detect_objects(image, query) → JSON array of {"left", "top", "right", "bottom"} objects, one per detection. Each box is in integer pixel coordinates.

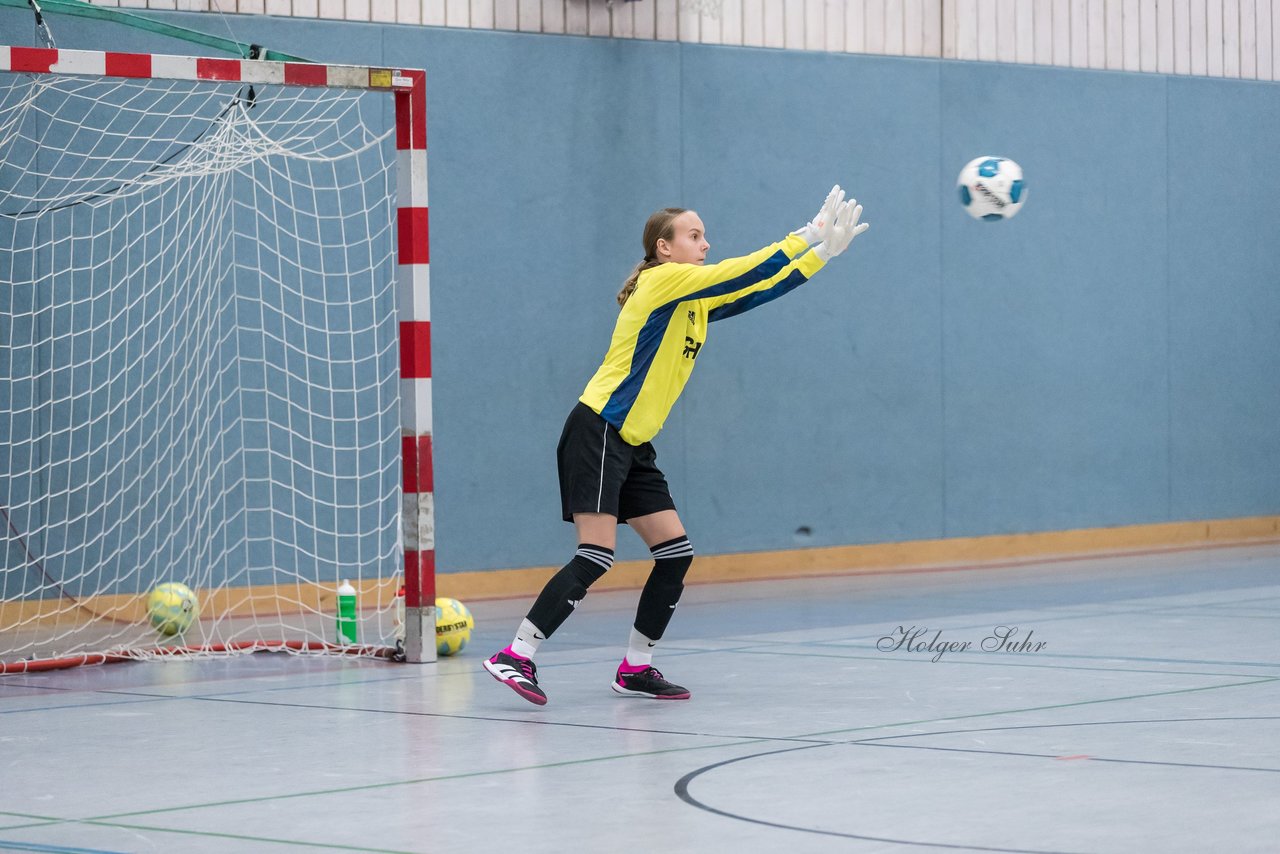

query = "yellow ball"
[
  {"left": 435, "top": 597, "right": 474, "bottom": 657},
  {"left": 147, "top": 582, "right": 199, "bottom": 636}
]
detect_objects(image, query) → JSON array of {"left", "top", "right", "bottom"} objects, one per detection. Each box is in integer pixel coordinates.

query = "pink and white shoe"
[
  {"left": 484, "top": 649, "right": 547, "bottom": 706},
  {"left": 611, "top": 663, "right": 690, "bottom": 700}
]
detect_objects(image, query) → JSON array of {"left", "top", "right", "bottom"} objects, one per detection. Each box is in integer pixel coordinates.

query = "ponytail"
[
  {"left": 617, "top": 208, "right": 689, "bottom": 308},
  {"left": 617, "top": 256, "right": 662, "bottom": 307}
]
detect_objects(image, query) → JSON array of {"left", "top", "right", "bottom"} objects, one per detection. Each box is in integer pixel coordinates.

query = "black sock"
[
  {"left": 633, "top": 535, "right": 694, "bottom": 641},
  {"left": 525, "top": 544, "right": 614, "bottom": 638}
]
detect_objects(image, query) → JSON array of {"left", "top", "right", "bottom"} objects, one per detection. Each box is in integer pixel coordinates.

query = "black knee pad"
[
  {"left": 634, "top": 537, "right": 695, "bottom": 641},
  {"left": 649, "top": 535, "right": 694, "bottom": 586},
  {"left": 558, "top": 554, "right": 609, "bottom": 601},
  {"left": 526, "top": 545, "right": 613, "bottom": 638}
]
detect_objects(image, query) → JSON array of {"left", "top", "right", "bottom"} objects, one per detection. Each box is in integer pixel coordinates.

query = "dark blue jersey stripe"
[
  {"left": 599, "top": 306, "right": 674, "bottom": 428},
  {"left": 600, "top": 248, "right": 792, "bottom": 428},
  {"left": 707, "top": 267, "right": 811, "bottom": 323}
]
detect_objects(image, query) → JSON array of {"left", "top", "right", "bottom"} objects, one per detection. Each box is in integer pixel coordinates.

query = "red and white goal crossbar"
[{"left": 1, "top": 45, "right": 438, "bottom": 664}]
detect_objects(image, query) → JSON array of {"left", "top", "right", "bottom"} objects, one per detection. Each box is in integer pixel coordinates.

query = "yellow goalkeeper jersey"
[{"left": 580, "top": 233, "right": 826, "bottom": 445}]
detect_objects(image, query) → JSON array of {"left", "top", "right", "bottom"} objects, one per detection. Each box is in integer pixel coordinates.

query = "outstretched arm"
[
  {"left": 701, "top": 192, "right": 869, "bottom": 322},
  {"left": 634, "top": 187, "right": 868, "bottom": 319},
  {"left": 635, "top": 233, "right": 814, "bottom": 306}
]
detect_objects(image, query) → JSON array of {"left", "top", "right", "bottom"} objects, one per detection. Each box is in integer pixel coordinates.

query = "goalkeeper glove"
[
  {"left": 793, "top": 185, "right": 845, "bottom": 246},
  {"left": 813, "top": 199, "right": 869, "bottom": 261}
]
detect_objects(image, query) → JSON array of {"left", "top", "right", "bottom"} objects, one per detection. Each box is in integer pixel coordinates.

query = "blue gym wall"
[{"left": 3, "top": 9, "right": 1278, "bottom": 577}]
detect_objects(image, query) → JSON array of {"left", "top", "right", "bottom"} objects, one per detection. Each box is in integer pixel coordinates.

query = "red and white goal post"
[{"left": 0, "top": 46, "right": 436, "bottom": 672}]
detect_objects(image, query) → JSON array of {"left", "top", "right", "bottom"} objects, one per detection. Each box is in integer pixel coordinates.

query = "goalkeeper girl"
[{"left": 484, "top": 186, "right": 869, "bottom": 705}]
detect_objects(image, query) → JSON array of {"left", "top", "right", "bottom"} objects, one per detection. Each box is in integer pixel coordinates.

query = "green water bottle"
[{"left": 336, "top": 579, "right": 358, "bottom": 644}]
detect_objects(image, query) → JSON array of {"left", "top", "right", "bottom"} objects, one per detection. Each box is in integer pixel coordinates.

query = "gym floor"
[{"left": 2, "top": 541, "right": 1278, "bottom": 853}]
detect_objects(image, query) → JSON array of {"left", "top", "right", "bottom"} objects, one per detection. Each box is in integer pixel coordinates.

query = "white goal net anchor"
[{"left": 0, "top": 46, "right": 437, "bottom": 672}]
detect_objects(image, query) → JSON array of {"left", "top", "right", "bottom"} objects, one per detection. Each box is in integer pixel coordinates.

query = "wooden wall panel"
[{"left": 152, "top": 0, "right": 1280, "bottom": 81}]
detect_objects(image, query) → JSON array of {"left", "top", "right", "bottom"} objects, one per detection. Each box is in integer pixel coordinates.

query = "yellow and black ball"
[{"left": 435, "top": 597, "right": 474, "bottom": 656}]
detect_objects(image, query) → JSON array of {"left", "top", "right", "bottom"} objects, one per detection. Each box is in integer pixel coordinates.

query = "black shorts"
[{"left": 557, "top": 402, "right": 677, "bottom": 523}]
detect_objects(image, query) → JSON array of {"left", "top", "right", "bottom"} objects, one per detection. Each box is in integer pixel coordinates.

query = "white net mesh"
[{"left": 0, "top": 69, "right": 404, "bottom": 668}]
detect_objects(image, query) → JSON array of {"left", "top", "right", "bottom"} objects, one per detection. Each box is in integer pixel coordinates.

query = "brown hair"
[{"left": 616, "top": 207, "right": 689, "bottom": 307}]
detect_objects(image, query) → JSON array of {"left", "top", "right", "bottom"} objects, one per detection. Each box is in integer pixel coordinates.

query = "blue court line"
[
  {"left": 5, "top": 623, "right": 1274, "bottom": 721},
  {"left": 849, "top": 714, "right": 1280, "bottom": 744},
  {"left": 1148, "top": 599, "right": 1280, "bottom": 610},
  {"left": 48, "top": 821, "right": 411, "bottom": 853},
  {"left": 0, "top": 839, "right": 125, "bottom": 854},
  {"left": 840, "top": 599, "right": 1280, "bottom": 636},
  {"left": 751, "top": 638, "right": 1280, "bottom": 670},
  {"left": 881, "top": 647, "right": 1280, "bottom": 670},
  {"left": 0, "top": 696, "right": 166, "bottom": 716},
  {"left": 1127, "top": 605, "right": 1280, "bottom": 618},
  {"left": 37, "top": 666, "right": 1278, "bottom": 752},
  {"left": 849, "top": 739, "right": 1280, "bottom": 774},
  {"left": 0, "top": 646, "right": 731, "bottom": 717},
  {"left": 80, "top": 737, "right": 764, "bottom": 823},
  {"left": 0, "top": 819, "right": 412, "bottom": 854},
  {"left": 1, "top": 664, "right": 430, "bottom": 696},
  {"left": 674, "top": 743, "right": 1086, "bottom": 854},
  {"left": 157, "top": 693, "right": 806, "bottom": 743},
  {"left": 742, "top": 647, "right": 1277, "bottom": 679},
  {"left": 27, "top": 637, "right": 1269, "bottom": 727},
  {"left": 791, "top": 676, "right": 1278, "bottom": 740},
  {"left": 6, "top": 645, "right": 1264, "bottom": 755},
  {"left": 0, "top": 810, "right": 411, "bottom": 853},
  {"left": 674, "top": 714, "right": 1280, "bottom": 852},
  {"left": 0, "top": 656, "right": 485, "bottom": 707},
  {"left": 8, "top": 637, "right": 1275, "bottom": 722},
  {"left": 16, "top": 685, "right": 1275, "bottom": 845}
]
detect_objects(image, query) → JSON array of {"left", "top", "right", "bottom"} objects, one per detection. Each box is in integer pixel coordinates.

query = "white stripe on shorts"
[{"left": 596, "top": 420, "right": 608, "bottom": 513}]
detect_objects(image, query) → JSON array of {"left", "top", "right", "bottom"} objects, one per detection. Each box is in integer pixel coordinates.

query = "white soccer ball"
[{"left": 957, "top": 156, "right": 1026, "bottom": 221}]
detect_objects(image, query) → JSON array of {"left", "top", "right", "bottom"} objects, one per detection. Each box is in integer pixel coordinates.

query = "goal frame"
[{"left": 0, "top": 45, "right": 437, "bottom": 666}]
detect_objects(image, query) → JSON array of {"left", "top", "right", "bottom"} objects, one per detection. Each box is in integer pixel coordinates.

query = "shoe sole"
[
  {"left": 483, "top": 659, "right": 548, "bottom": 706},
  {"left": 611, "top": 681, "right": 690, "bottom": 700}
]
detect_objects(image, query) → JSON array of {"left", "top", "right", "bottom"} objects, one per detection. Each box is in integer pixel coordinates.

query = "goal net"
[{"left": 0, "top": 48, "right": 435, "bottom": 671}]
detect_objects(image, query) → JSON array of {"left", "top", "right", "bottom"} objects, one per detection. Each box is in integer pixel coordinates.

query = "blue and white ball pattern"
[{"left": 957, "top": 156, "right": 1026, "bottom": 221}]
